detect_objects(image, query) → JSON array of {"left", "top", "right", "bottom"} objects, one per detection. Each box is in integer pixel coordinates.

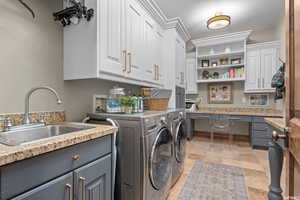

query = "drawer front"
[
  {"left": 0, "top": 135, "right": 111, "bottom": 199},
  {"left": 251, "top": 138, "right": 271, "bottom": 149},
  {"left": 252, "top": 130, "right": 271, "bottom": 139},
  {"left": 189, "top": 113, "right": 211, "bottom": 119},
  {"left": 253, "top": 123, "right": 269, "bottom": 131},
  {"left": 252, "top": 117, "right": 267, "bottom": 123},
  {"left": 229, "top": 115, "right": 252, "bottom": 122},
  {"left": 11, "top": 173, "right": 73, "bottom": 200}
]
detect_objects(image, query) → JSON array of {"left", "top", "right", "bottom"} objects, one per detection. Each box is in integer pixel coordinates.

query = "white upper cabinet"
[
  {"left": 125, "top": 0, "right": 145, "bottom": 81},
  {"left": 64, "top": 0, "right": 167, "bottom": 87},
  {"left": 143, "top": 15, "right": 156, "bottom": 82},
  {"left": 99, "top": 0, "right": 124, "bottom": 77},
  {"left": 186, "top": 57, "right": 198, "bottom": 94},
  {"left": 245, "top": 41, "right": 280, "bottom": 93},
  {"left": 245, "top": 49, "right": 261, "bottom": 91},
  {"left": 175, "top": 37, "right": 186, "bottom": 88}
]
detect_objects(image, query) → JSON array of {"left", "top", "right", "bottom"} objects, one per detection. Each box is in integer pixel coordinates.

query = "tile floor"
[{"left": 167, "top": 136, "right": 286, "bottom": 200}]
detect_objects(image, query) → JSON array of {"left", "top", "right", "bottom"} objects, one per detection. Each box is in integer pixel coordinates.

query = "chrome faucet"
[{"left": 23, "top": 86, "right": 62, "bottom": 124}]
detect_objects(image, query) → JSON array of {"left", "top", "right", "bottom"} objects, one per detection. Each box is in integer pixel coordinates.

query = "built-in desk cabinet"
[
  {"left": 186, "top": 113, "right": 281, "bottom": 150},
  {"left": 1, "top": 136, "right": 113, "bottom": 200}
]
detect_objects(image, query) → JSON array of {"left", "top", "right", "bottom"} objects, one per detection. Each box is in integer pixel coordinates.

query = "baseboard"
[{"left": 193, "top": 131, "right": 250, "bottom": 142}]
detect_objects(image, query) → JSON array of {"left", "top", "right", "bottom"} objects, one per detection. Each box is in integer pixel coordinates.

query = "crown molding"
[
  {"left": 247, "top": 40, "right": 281, "bottom": 49},
  {"left": 192, "top": 30, "right": 252, "bottom": 47},
  {"left": 137, "top": 0, "right": 191, "bottom": 42}
]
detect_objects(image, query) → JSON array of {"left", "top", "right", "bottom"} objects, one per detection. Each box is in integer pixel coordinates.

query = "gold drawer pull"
[
  {"left": 66, "top": 184, "right": 72, "bottom": 200},
  {"left": 80, "top": 177, "right": 86, "bottom": 200},
  {"left": 72, "top": 155, "right": 80, "bottom": 161}
]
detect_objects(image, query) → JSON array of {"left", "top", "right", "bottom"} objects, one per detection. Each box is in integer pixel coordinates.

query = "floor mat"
[{"left": 176, "top": 160, "right": 249, "bottom": 200}]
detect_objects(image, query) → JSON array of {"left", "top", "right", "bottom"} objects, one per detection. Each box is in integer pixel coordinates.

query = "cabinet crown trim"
[
  {"left": 137, "top": 0, "right": 191, "bottom": 41},
  {"left": 191, "top": 30, "right": 252, "bottom": 47},
  {"left": 247, "top": 40, "right": 281, "bottom": 49}
]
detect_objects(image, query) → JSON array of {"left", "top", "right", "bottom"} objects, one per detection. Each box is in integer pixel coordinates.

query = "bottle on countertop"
[
  {"left": 132, "top": 94, "right": 138, "bottom": 113},
  {"left": 138, "top": 95, "right": 144, "bottom": 113}
]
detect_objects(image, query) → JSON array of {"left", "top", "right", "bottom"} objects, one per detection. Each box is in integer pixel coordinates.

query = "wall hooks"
[{"left": 18, "top": 0, "right": 35, "bottom": 18}]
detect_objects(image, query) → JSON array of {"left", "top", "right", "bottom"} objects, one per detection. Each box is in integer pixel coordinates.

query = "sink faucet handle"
[
  {"left": 0, "top": 117, "right": 13, "bottom": 132},
  {"left": 39, "top": 113, "right": 51, "bottom": 124}
]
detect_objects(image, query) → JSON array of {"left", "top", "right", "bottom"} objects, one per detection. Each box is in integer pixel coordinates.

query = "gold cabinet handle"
[
  {"left": 122, "top": 50, "right": 127, "bottom": 72},
  {"left": 156, "top": 65, "right": 159, "bottom": 80},
  {"left": 66, "top": 184, "right": 73, "bottom": 200},
  {"left": 72, "top": 155, "right": 80, "bottom": 161},
  {"left": 80, "top": 177, "right": 86, "bottom": 200},
  {"left": 127, "top": 52, "right": 132, "bottom": 73},
  {"left": 153, "top": 64, "right": 156, "bottom": 80}
]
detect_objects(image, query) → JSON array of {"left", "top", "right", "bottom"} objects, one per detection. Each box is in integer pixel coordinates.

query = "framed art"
[
  {"left": 208, "top": 83, "right": 233, "bottom": 104},
  {"left": 201, "top": 60, "right": 210, "bottom": 67},
  {"left": 231, "top": 58, "right": 242, "bottom": 64},
  {"left": 219, "top": 58, "right": 229, "bottom": 65}
]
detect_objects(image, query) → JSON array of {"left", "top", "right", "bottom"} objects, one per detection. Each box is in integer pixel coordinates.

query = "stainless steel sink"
[{"left": 0, "top": 124, "right": 95, "bottom": 146}]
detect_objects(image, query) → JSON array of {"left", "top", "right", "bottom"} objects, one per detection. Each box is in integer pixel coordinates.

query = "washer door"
[
  {"left": 174, "top": 120, "right": 187, "bottom": 163},
  {"left": 149, "top": 127, "right": 173, "bottom": 190}
]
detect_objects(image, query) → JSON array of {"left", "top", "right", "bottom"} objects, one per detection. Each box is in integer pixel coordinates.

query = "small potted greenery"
[{"left": 120, "top": 96, "right": 136, "bottom": 114}]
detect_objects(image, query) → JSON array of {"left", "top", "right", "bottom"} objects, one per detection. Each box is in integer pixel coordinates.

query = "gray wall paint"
[{"left": 0, "top": 0, "right": 140, "bottom": 122}]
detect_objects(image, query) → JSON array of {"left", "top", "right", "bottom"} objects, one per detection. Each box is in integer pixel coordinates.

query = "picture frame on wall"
[{"left": 208, "top": 83, "right": 233, "bottom": 104}]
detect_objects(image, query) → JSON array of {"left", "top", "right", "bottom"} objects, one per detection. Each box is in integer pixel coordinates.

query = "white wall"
[{"left": 0, "top": 0, "right": 140, "bottom": 122}]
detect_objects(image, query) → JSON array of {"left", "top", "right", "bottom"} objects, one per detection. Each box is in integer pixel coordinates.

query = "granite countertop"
[
  {"left": 265, "top": 118, "right": 285, "bottom": 132},
  {"left": 0, "top": 122, "right": 118, "bottom": 167},
  {"left": 188, "top": 107, "right": 283, "bottom": 117}
]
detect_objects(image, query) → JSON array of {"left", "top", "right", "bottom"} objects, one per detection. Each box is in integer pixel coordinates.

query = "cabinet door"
[
  {"left": 143, "top": 15, "right": 156, "bottom": 83},
  {"left": 175, "top": 38, "right": 182, "bottom": 86},
  {"left": 11, "top": 173, "right": 73, "bottom": 200},
  {"left": 186, "top": 58, "right": 198, "bottom": 94},
  {"left": 99, "top": 0, "right": 125, "bottom": 76},
  {"left": 155, "top": 28, "right": 165, "bottom": 85},
  {"left": 74, "top": 155, "right": 112, "bottom": 200},
  {"left": 260, "top": 47, "right": 278, "bottom": 90},
  {"left": 245, "top": 49, "right": 261, "bottom": 91},
  {"left": 125, "top": 0, "right": 145, "bottom": 81}
]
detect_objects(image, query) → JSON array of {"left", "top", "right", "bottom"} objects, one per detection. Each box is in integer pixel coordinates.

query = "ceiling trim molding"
[
  {"left": 137, "top": 0, "right": 191, "bottom": 42},
  {"left": 192, "top": 30, "right": 252, "bottom": 47}
]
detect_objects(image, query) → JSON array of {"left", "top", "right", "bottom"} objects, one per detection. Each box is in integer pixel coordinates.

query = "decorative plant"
[{"left": 120, "top": 96, "right": 136, "bottom": 113}]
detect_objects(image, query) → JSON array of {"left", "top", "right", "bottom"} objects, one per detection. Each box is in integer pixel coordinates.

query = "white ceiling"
[{"left": 155, "top": 0, "right": 284, "bottom": 40}]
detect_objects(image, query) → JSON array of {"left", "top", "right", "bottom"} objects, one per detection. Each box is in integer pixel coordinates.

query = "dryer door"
[
  {"left": 175, "top": 120, "right": 187, "bottom": 163},
  {"left": 149, "top": 127, "right": 173, "bottom": 190}
]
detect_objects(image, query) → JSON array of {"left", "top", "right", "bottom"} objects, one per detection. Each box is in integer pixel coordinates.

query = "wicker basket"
[
  {"left": 144, "top": 98, "right": 169, "bottom": 111},
  {"left": 141, "top": 88, "right": 171, "bottom": 111}
]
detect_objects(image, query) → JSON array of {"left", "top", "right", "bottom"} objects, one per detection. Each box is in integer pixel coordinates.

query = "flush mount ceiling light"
[{"left": 207, "top": 12, "right": 231, "bottom": 30}]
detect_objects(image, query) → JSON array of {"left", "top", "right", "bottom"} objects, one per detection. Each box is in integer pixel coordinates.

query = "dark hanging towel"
[{"left": 271, "top": 62, "right": 285, "bottom": 100}]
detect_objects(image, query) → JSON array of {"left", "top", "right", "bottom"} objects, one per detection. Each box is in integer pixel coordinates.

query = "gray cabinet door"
[
  {"left": 11, "top": 172, "right": 73, "bottom": 200},
  {"left": 74, "top": 154, "right": 112, "bottom": 200}
]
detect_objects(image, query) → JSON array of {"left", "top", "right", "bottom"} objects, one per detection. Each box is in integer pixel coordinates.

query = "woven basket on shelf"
[
  {"left": 145, "top": 98, "right": 169, "bottom": 111},
  {"left": 141, "top": 88, "right": 171, "bottom": 111}
]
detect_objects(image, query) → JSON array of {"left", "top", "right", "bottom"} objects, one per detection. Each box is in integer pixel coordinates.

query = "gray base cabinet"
[
  {"left": 74, "top": 155, "right": 112, "bottom": 200},
  {"left": 0, "top": 136, "right": 113, "bottom": 200},
  {"left": 11, "top": 173, "right": 73, "bottom": 200}
]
